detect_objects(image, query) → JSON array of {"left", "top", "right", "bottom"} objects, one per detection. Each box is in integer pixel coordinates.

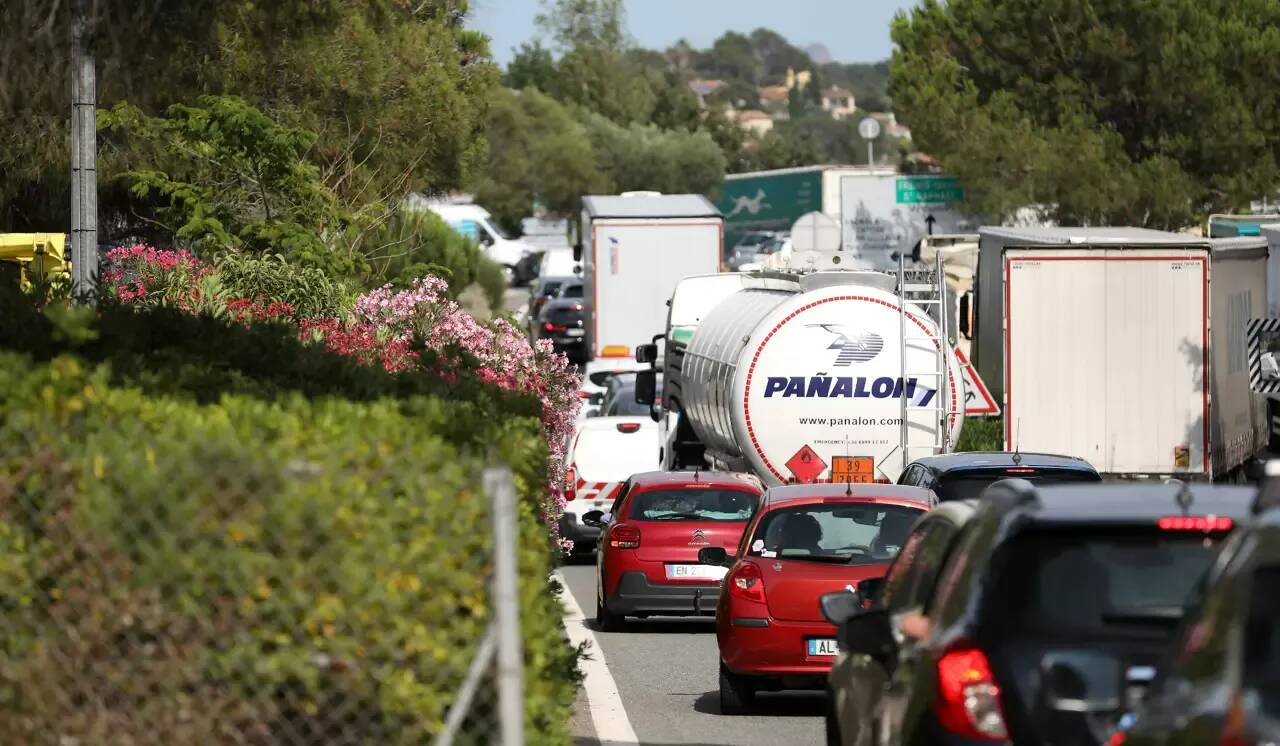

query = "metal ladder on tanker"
[{"left": 896, "top": 250, "right": 952, "bottom": 475}]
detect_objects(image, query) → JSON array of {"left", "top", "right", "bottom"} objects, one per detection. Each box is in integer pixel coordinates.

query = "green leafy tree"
[
  {"left": 505, "top": 41, "right": 559, "bottom": 91},
  {"left": 359, "top": 209, "right": 506, "bottom": 311},
  {"left": 583, "top": 113, "right": 726, "bottom": 195},
  {"left": 890, "top": 0, "right": 1280, "bottom": 227},
  {"left": 2, "top": 2, "right": 497, "bottom": 231},
  {"left": 471, "top": 88, "right": 608, "bottom": 230},
  {"left": 100, "top": 96, "right": 359, "bottom": 279}
]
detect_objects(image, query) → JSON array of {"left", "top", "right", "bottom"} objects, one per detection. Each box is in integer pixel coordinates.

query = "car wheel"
[
  {"left": 596, "top": 593, "right": 624, "bottom": 632},
  {"left": 718, "top": 662, "right": 755, "bottom": 715}
]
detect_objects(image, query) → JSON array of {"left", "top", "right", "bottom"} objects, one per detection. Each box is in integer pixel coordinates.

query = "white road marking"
[{"left": 555, "top": 569, "right": 640, "bottom": 746}]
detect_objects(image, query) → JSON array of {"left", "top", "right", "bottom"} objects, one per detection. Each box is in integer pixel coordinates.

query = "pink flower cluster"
[
  {"left": 102, "top": 246, "right": 581, "bottom": 549},
  {"left": 342, "top": 281, "right": 582, "bottom": 547}
]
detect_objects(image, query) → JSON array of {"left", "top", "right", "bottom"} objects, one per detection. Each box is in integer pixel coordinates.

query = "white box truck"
[
  {"left": 576, "top": 193, "right": 723, "bottom": 362},
  {"left": 991, "top": 227, "right": 1266, "bottom": 478}
]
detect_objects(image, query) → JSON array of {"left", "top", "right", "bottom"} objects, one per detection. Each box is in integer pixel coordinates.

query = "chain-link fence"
[{"left": 0, "top": 358, "right": 575, "bottom": 745}]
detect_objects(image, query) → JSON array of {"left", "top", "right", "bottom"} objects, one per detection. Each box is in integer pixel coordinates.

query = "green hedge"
[{"left": 0, "top": 288, "right": 578, "bottom": 743}]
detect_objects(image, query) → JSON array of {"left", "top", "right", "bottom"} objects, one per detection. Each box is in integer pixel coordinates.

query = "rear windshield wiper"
[{"left": 647, "top": 512, "right": 710, "bottom": 521}]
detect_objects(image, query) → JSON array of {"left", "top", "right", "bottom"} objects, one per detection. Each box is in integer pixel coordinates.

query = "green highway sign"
[{"left": 896, "top": 176, "right": 965, "bottom": 204}]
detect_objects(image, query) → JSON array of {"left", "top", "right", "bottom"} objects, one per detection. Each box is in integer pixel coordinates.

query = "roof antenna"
[
  {"left": 693, "top": 464, "right": 701, "bottom": 481},
  {"left": 845, "top": 479, "right": 853, "bottom": 497},
  {"left": 1013, "top": 418, "right": 1022, "bottom": 463}
]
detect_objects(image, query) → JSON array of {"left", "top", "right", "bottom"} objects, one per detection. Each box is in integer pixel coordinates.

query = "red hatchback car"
[
  {"left": 589, "top": 470, "right": 765, "bottom": 631},
  {"left": 698, "top": 483, "right": 935, "bottom": 714}
]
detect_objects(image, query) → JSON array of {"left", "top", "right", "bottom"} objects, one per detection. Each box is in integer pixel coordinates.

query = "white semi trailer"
[
  {"left": 636, "top": 267, "right": 966, "bottom": 486},
  {"left": 978, "top": 227, "right": 1267, "bottom": 479}
]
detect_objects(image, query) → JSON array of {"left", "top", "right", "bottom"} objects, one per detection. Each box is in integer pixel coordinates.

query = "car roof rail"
[{"left": 1253, "top": 459, "right": 1280, "bottom": 515}]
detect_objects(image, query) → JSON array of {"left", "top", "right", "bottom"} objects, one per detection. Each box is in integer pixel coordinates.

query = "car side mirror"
[
  {"left": 582, "top": 510, "right": 605, "bottom": 528},
  {"left": 573, "top": 242, "right": 583, "bottom": 262},
  {"left": 635, "top": 342, "right": 659, "bottom": 364},
  {"left": 820, "top": 590, "right": 864, "bottom": 626},
  {"left": 634, "top": 370, "right": 656, "bottom": 406},
  {"left": 698, "top": 546, "right": 730, "bottom": 567},
  {"left": 836, "top": 609, "right": 896, "bottom": 672}
]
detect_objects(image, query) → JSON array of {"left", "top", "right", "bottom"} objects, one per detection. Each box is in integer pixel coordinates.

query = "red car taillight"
[
  {"left": 727, "top": 562, "right": 766, "bottom": 604},
  {"left": 935, "top": 642, "right": 1007, "bottom": 741},
  {"left": 564, "top": 467, "right": 577, "bottom": 501},
  {"left": 609, "top": 524, "right": 640, "bottom": 549},
  {"left": 544, "top": 321, "right": 568, "bottom": 333},
  {"left": 1157, "top": 515, "right": 1234, "bottom": 532}
]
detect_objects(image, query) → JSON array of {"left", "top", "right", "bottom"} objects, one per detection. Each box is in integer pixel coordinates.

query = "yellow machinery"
[{"left": 0, "top": 233, "right": 69, "bottom": 287}]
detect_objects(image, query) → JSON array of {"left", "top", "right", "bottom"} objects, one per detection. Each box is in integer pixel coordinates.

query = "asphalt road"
[{"left": 560, "top": 562, "right": 826, "bottom": 746}]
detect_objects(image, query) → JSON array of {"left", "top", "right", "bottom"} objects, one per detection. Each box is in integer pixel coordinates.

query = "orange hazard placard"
[{"left": 830, "top": 456, "right": 875, "bottom": 484}]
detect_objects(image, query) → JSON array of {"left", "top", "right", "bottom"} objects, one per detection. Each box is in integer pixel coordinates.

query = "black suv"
[
  {"left": 898, "top": 451, "right": 1101, "bottom": 500},
  {"left": 1121, "top": 480, "right": 1280, "bottom": 745},
  {"left": 824, "top": 480, "right": 1254, "bottom": 746},
  {"left": 534, "top": 296, "right": 586, "bottom": 365}
]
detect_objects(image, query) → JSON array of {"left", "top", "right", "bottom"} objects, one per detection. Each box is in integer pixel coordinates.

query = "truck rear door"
[{"left": 1003, "top": 247, "right": 1209, "bottom": 474}]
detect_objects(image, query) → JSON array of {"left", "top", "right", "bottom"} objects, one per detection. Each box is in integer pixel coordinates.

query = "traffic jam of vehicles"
[{"left": 499, "top": 181, "right": 1280, "bottom": 745}]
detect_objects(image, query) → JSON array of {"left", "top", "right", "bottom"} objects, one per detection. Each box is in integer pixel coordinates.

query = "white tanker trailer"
[{"left": 635, "top": 266, "right": 966, "bottom": 486}]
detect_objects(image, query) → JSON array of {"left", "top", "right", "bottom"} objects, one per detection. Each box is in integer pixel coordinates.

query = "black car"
[
  {"left": 898, "top": 451, "right": 1101, "bottom": 500},
  {"left": 1121, "top": 482, "right": 1280, "bottom": 746},
  {"left": 526, "top": 275, "right": 582, "bottom": 329},
  {"left": 596, "top": 372, "right": 663, "bottom": 417},
  {"left": 535, "top": 296, "right": 586, "bottom": 365},
  {"left": 824, "top": 480, "right": 1254, "bottom": 746}
]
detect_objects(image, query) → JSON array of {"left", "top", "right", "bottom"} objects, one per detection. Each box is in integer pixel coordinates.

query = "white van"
[{"left": 407, "top": 198, "right": 537, "bottom": 285}]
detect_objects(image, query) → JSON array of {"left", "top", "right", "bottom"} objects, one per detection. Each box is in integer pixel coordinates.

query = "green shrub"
[
  {"left": 957, "top": 416, "right": 1003, "bottom": 452},
  {"left": 0, "top": 352, "right": 578, "bottom": 745},
  {"left": 212, "top": 252, "right": 355, "bottom": 319},
  {"left": 361, "top": 209, "right": 506, "bottom": 311}
]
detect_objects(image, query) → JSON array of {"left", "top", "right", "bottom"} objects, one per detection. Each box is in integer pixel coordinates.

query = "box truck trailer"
[
  {"left": 636, "top": 267, "right": 967, "bottom": 486},
  {"left": 984, "top": 227, "right": 1266, "bottom": 478},
  {"left": 575, "top": 192, "right": 723, "bottom": 363}
]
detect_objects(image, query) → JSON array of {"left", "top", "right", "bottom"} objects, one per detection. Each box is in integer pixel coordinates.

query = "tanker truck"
[{"left": 634, "top": 265, "right": 966, "bottom": 486}]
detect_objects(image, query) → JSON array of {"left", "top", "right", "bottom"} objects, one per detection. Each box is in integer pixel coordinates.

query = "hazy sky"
[{"left": 469, "top": 0, "right": 920, "bottom": 67}]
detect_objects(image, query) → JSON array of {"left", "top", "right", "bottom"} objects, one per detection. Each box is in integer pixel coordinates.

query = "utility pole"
[{"left": 70, "top": 0, "right": 98, "bottom": 302}]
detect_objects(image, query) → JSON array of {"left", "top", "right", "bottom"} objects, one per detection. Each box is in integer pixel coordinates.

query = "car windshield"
[
  {"left": 488, "top": 220, "right": 515, "bottom": 241},
  {"left": 538, "top": 280, "right": 563, "bottom": 297},
  {"left": 628, "top": 488, "right": 757, "bottom": 522},
  {"left": 935, "top": 470, "right": 1100, "bottom": 501},
  {"left": 746, "top": 503, "right": 924, "bottom": 565},
  {"left": 988, "top": 529, "right": 1226, "bottom": 633},
  {"left": 603, "top": 383, "right": 649, "bottom": 416}
]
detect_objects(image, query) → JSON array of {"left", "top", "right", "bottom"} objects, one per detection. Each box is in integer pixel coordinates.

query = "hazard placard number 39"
[{"left": 830, "top": 456, "right": 874, "bottom": 484}]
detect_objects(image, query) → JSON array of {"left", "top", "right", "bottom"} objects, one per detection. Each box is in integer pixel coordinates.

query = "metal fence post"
[{"left": 486, "top": 467, "right": 524, "bottom": 746}]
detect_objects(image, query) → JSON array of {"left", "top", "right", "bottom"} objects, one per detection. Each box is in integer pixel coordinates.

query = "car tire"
[
  {"left": 719, "top": 662, "right": 755, "bottom": 715},
  {"left": 596, "top": 593, "right": 625, "bottom": 632}
]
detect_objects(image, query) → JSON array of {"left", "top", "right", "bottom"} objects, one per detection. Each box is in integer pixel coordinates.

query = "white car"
[{"left": 561, "top": 416, "right": 660, "bottom": 554}]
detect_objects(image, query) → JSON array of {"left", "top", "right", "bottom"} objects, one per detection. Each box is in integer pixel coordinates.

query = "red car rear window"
[
  {"left": 626, "top": 488, "right": 757, "bottom": 522},
  {"left": 745, "top": 503, "right": 924, "bottom": 565}
]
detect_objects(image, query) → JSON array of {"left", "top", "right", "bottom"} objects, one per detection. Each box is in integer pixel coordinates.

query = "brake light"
[
  {"left": 617, "top": 422, "right": 641, "bottom": 433},
  {"left": 610, "top": 524, "right": 640, "bottom": 549},
  {"left": 544, "top": 322, "right": 568, "bottom": 333},
  {"left": 727, "top": 562, "right": 766, "bottom": 604},
  {"left": 570, "top": 303, "right": 583, "bottom": 311},
  {"left": 935, "top": 643, "right": 1007, "bottom": 741},
  {"left": 565, "top": 467, "right": 577, "bottom": 501},
  {"left": 1158, "top": 516, "right": 1233, "bottom": 532},
  {"left": 1006, "top": 468, "right": 1036, "bottom": 474},
  {"left": 577, "top": 391, "right": 592, "bottom": 399},
  {"left": 1220, "top": 693, "right": 1254, "bottom": 746},
  {"left": 601, "top": 345, "right": 631, "bottom": 357},
  {"left": 1106, "top": 734, "right": 1127, "bottom": 746}
]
